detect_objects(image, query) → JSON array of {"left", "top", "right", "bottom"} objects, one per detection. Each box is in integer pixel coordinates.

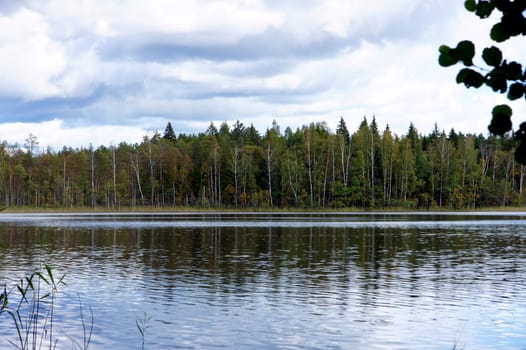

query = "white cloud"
[
  {"left": 0, "top": 8, "right": 66, "bottom": 99},
  {"left": 0, "top": 119, "right": 147, "bottom": 150},
  {"left": 319, "top": 0, "right": 419, "bottom": 38},
  {"left": 34, "top": 0, "right": 283, "bottom": 40},
  {"left": 0, "top": 0, "right": 525, "bottom": 148}
]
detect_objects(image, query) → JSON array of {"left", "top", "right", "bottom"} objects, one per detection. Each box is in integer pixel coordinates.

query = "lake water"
[{"left": 0, "top": 212, "right": 525, "bottom": 349}]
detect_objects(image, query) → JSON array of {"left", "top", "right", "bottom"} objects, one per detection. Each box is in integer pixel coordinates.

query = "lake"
[{"left": 0, "top": 212, "right": 525, "bottom": 349}]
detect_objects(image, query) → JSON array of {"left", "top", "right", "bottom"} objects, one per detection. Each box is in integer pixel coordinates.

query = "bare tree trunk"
[
  {"left": 266, "top": 142, "right": 273, "bottom": 207},
  {"left": 520, "top": 165, "right": 525, "bottom": 206},
  {"left": 503, "top": 154, "right": 513, "bottom": 206},
  {"left": 323, "top": 145, "right": 330, "bottom": 207},
  {"left": 217, "top": 144, "right": 221, "bottom": 207},
  {"left": 172, "top": 181, "right": 176, "bottom": 206},
  {"left": 370, "top": 129, "right": 375, "bottom": 206},
  {"left": 437, "top": 137, "right": 449, "bottom": 208},
  {"left": 132, "top": 151, "right": 144, "bottom": 204},
  {"left": 212, "top": 143, "right": 219, "bottom": 206},
  {"left": 339, "top": 136, "right": 347, "bottom": 186},
  {"left": 286, "top": 155, "right": 299, "bottom": 206},
  {"left": 493, "top": 143, "right": 498, "bottom": 182},
  {"left": 112, "top": 146, "right": 117, "bottom": 208},
  {"left": 148, "top": 138, "right": 155, "bottom": 206},
  {"left": 231, "top": 146, "right": 240, "bottom": 206},
  {"left": 339, "top": 135, "right": 352, "bottom": 187},
  {"left": 159, "top": 144, "right": 164, "bottom": 207},
  {"left": 389, "top": 147, "right": 394, "bottom": 203},
  {"left": 306, "top": 132, "right": 314, "bottom": 208},
  {"left": 91, "top": 149, "right": 95, "bottom": 208},
  {"left": 63, "top": 155, "right": 67, "bottom": 207},
  {"left": 430, "top": 156, "right": 435, "bottom": 206}
]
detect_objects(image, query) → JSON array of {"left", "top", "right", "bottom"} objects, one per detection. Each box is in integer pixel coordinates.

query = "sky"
[{"left": 1, "top": 0, "right": 526, "bottom": 150}]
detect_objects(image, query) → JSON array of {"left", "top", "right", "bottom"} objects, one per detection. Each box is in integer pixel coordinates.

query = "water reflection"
[{"left": 0, "top": 214, "right": 525, "bottom": 349}]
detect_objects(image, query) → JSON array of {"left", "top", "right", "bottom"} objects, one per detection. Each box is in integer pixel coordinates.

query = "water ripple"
[{"left": 0, "top": 213, "right": 525, "bottom": 349}]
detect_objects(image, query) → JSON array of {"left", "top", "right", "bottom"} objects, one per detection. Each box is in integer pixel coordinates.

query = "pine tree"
[{"left": 163, "top": 122, "right": 177, "bottom": 143}]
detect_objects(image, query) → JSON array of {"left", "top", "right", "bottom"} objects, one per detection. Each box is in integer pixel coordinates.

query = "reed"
[
  {"left": 0, "top": 265, "right": 92, "bottom": 350},
  {"left": 136, "top": 311, "right": 152, "bottom": 350}
]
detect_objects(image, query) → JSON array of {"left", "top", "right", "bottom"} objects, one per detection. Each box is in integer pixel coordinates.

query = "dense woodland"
[{"left": 1, "top": 117, "right": 525, "bottom": 209}]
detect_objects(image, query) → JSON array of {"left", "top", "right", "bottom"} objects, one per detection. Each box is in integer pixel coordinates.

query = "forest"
[{"left": 1, "top": 116, "right": 524, "bottom": 210}]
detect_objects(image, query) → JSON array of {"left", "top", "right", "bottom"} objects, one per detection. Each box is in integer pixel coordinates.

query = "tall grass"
[
  {"left": 0, "top": 265, "right": 92, "bottom": 350},
  {"left": 136, "top": 311, "right": 152, "bottom": 350}
]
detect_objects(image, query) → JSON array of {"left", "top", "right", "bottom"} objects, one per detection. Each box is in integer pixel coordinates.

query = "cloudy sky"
[{"left": 1, "top": 0, "right": 525, "bottom": 149}]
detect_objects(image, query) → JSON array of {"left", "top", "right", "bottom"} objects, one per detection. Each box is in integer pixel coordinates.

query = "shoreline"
[{"left": 2, "top": 205, "right": 526, "bottom": 214}]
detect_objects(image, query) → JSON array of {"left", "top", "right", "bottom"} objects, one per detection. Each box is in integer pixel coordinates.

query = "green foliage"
[
  {"left": 456, "top": 68, "right": 484, "bottom": 88},
  {"left": 1, "top": 118, "right": 526, "bottom": 209},
  {"left": 477, "top": 2, "right": 495, "bottom": 18},
  {"left": 439, "top": 0, "right": 526, "bottom": 163},
  {"left": 163, "top": 122, "right": 177, "bottom": 143},
  {"left": 438, "top": 41, "right": 475, "bottom": 67},
  {"left": 464, "top": 0, "right": 477, "bottom": 12},
  {"left": 507, "top": 82, "right": 524, "bottom": 100},
  {"left": 489, "top": 104, "right": 513, "bottom": 135},
  {"left": 515, "top": 137, "right": 526, "bottom": 164},
  {"left": 482, "top": 46, "right": 502, "bottom": 67}
]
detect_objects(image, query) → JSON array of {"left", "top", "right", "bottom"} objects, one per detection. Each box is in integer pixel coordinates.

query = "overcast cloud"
[{"left": 1, "top": 0, "right": 525, "bottom": 149}]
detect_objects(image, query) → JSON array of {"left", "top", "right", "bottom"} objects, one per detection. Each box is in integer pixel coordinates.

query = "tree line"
[{"left": 1, "top": 117, "right": 524, "bottom": 209}]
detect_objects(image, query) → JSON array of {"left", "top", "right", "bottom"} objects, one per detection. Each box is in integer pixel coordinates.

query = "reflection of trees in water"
[{"left": 0, "top": 223, "right": 524, "bottom": 297}]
